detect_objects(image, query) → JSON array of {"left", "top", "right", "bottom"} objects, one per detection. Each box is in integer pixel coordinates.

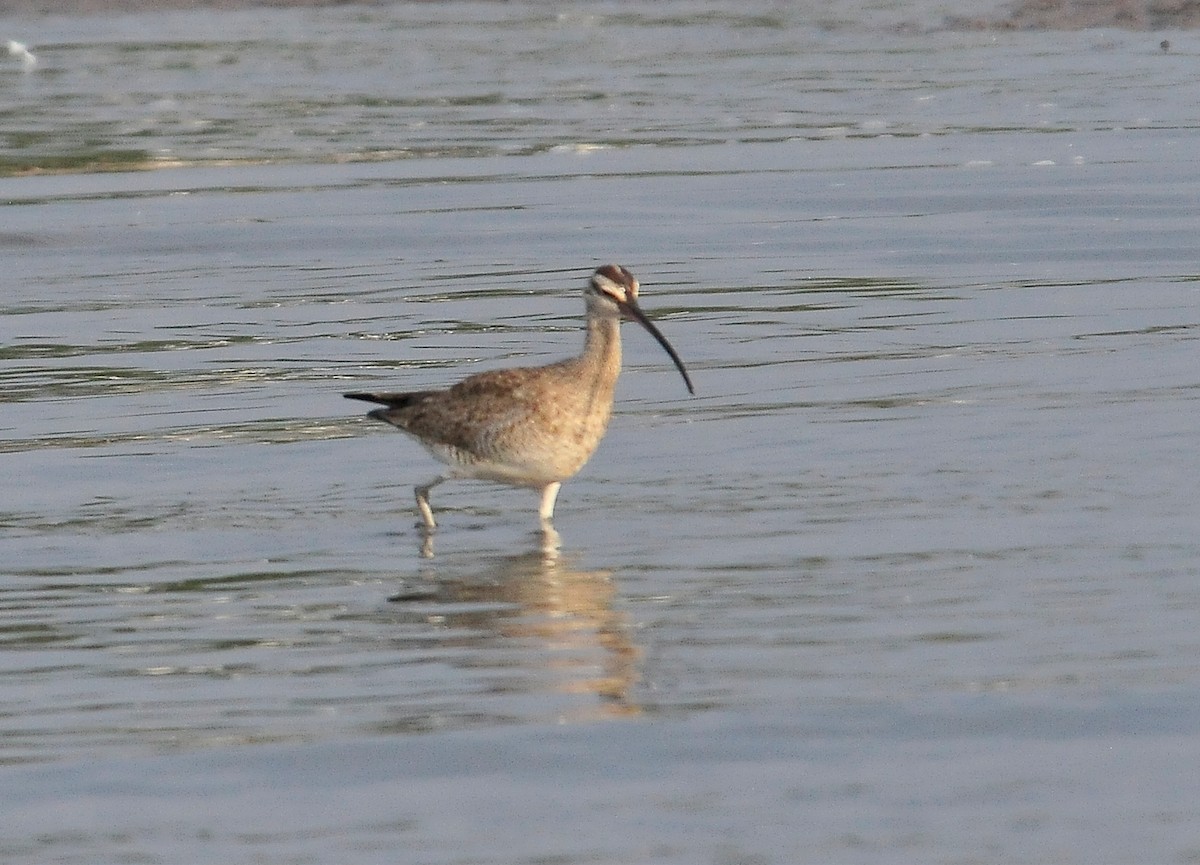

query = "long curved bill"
[{"left": 619, "top": 299, "right": 695, "bottom": 395}]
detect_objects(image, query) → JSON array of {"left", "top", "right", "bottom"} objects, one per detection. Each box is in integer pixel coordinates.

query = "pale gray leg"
[
  {"left": 539, "top": 525, "right": 561, "bottom": 558},
  {"left": 414, "top": 476, "right": 445, "bottom": 530},
  {"left": 538, "top": 482, "right": 562, "bottom": 527}
]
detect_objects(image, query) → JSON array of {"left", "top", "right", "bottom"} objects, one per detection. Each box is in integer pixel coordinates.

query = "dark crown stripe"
[{"left": 594, "top": 263, "right": 633, "bottom": 288}]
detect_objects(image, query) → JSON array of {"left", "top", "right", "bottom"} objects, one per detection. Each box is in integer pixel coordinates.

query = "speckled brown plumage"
[{"left": 346, "top": 264, "right": 693, "bottom": 532}]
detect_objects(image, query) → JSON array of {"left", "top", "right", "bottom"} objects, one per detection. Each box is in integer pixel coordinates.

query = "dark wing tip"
[{"left": 345, "top": 391, "right": 432, "bottom": 411}]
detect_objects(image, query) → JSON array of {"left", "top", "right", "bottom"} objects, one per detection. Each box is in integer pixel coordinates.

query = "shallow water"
[{"left": 4, "top": 2, "right": 1200, "bottom": 863}]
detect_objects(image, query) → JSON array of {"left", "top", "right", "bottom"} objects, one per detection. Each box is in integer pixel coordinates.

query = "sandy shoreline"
[
  {"left": 0, "top": 0, "right": 385, "bottom": 13},
  {"left": 2, "top": 0, "right": 1197, "bottom": 30}
]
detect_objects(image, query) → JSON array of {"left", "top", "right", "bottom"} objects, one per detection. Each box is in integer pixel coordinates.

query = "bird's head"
[{"left": 586, "top": 264, "right": 694, "bottom": 395}]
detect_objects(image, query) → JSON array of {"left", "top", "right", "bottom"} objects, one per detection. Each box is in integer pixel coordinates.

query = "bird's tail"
[{"left": 344, "top": 391, "right": 431, "bottom": 410}]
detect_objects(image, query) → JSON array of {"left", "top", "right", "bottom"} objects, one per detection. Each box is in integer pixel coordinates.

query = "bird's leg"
[
  {"left": 539, "top": 525, "right": 562, "bottom": 559},
  {"left": 414, "top": 476, "right": 445, "bottom": 530},
  {"left": 538, "top": 482, "right": 562, "bottom": 528}
]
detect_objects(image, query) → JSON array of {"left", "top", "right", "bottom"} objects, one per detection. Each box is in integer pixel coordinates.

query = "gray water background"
[{"left": 3, "top": 2, "right": 1200, "bottom": 862}]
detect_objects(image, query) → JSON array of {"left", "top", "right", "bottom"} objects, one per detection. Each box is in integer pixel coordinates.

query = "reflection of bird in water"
[
  {"left": 389, "top": 534, "right": 641, "bottom": 720},
  {"left": 346, "top": 265, "right": 693, "bottom": 535}
]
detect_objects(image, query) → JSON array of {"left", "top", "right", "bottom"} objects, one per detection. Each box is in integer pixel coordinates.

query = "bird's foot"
[
  {"left": 538, "top": 522, "right": 561, "bottom": 558},
  {"left": 419, "top": 526, "right": 436, "bottom": 559}
]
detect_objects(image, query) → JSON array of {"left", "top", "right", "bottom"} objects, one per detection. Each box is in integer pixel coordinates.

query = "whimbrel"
[{"left": 346, "top": 264, "right": 693, "bottom": 531}]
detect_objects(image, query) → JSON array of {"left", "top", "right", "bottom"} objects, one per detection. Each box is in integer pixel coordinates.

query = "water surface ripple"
[{"left": 3, "top": 2, "right": 1200, "bottom": 863}]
